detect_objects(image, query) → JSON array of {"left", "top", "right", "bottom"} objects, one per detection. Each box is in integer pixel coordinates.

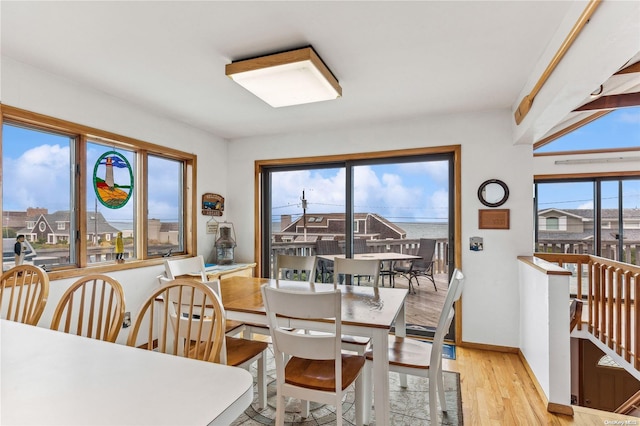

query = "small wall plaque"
[
  {"left": 202, "top": 193, "right": 224, "bottom": 216},
  {"left": 479, "top": 209, "right": 510, "bottom": 229}
]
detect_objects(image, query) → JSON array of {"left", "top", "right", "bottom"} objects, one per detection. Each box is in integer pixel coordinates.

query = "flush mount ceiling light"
[{"left": 225, "top": 46, "right": 342, "bottom": 108}]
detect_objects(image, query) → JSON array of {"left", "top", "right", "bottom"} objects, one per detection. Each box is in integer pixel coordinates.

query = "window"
[
  {"left": 147, "top": 155, "right": 183, "bottom": 257},
  {"left": 535, "top": 178, "right": 640, "bottom": 264},
  {"left": 1, "top": 106, "right": 196, "bottom": 273}
]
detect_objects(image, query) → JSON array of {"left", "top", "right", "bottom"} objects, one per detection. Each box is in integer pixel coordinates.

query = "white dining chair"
[
  {"left": 274, "top": 254, "right": 317, "bottom": 283},
  {"left": 362, "top": 268, "right": 465, "bottom": 423},
  {"left": 334, "top": 257, "right": 381, "bottom": 354},
  {"left": 162, "top": 256, "right": 246, "bottom": 336},
  {"left": 262, "top": 284, "right": 365, "bottom": 426}
]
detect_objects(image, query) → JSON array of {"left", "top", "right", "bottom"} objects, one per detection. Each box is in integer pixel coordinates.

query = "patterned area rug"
[{"left": 231, "top": 346, "right": 463, "bottom": 425}]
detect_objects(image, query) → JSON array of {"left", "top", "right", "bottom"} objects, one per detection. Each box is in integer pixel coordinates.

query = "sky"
[
  {"left": 270, "top": 160, "right": 450, "bottom": 223},
  {"left": 2, "top": 125, "right": 181, "bottom": 224},
  {"left": 535, "top": 106, "right": 640, "bottom": 211},
  {"left": 535, "top": 107, "right": 640, "bottom": 153}
]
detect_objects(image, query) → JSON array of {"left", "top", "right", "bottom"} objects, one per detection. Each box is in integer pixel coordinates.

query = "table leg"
[
  {"left": 395, "top": 303, "right": 408, "bottom": 388},
  {"left": 370, "top": 328, "right": 390, "bottom": 425}
]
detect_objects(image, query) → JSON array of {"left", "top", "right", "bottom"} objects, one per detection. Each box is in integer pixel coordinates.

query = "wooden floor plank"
[{"left": 442, "top": 346, "right": 639, "bottom": 425}]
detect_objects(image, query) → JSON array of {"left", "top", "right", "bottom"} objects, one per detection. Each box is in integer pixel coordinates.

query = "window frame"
[
  {"left": 0, "top": 105, "right": 197, "bottom": 280},
  {"left": 534, "top": 172, "right": 640, "bottom": 260}
]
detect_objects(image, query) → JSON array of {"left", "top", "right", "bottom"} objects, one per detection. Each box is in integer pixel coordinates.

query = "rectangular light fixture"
[{"left": 225, "top": 47, "right": 342, "bottom": 108}]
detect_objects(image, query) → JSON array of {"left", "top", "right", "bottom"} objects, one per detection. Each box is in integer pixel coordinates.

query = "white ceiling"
[{"left": 1, "top": 1, "right": 635, "bottom": 141}]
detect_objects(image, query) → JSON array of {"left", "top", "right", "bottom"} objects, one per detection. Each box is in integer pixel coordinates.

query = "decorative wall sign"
[
  {"left": 206, "top": 218, "right": 219, "bottom": 234},
  {"left": 93, "top": 151, "right": 133, "bottom": 209},
  {"left": 479, "top": 209, "right": 510, "bottom": 229},
  {"left": 470, "top": 236, "right": 484, "bottom": 251},
  {"left": 202, "top": 193, "right": 224, "bottom": 216}
]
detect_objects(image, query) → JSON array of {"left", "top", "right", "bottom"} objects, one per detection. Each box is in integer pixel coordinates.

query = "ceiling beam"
[
  {"left": 614, "top": 61, "right": 640, "bottom": 75},
  {"left": 573, "top": 92, "right": 640, "bottom": 111}
]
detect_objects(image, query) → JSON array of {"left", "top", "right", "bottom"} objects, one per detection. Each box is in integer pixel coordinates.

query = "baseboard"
[
  {"left": 459, "top": 340, "right": 519, "bottom": 353},
  {"left": 517, "top": 349, "right": 574, "bottom": 417}
]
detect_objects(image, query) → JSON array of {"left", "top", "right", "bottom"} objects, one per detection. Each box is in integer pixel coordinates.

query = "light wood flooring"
[
  {"left": 445, "top": 346, "right": 639, "bottom": 425},
  {"left": 379, "top": 273, "right": 638, "bottom": 423}
]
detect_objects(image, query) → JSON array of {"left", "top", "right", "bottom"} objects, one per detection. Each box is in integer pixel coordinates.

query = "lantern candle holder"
[{"left": 215, "top": 222, "right": 236, "bottom": 265}]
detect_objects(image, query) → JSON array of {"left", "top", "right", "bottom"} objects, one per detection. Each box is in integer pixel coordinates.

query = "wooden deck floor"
[{"left": 362, "top": 272, "right": 449, "bottom": 330}]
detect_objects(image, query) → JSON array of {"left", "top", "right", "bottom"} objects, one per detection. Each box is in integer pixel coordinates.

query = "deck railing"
[
  {"left": 270, "top": 238, "right": 449, "bottom": 276},
  {"left": 535, "top": 252, "right": 639, "bottom": 371},
  {"left": 537, "top": 239, "right": 640, "bottom": 267}
]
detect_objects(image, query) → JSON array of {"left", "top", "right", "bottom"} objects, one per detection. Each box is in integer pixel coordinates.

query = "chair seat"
[
  {"left": 225, "top": 336, "right": 268, "bottom": 367},
  {"left": 364, "top": 335, "right": 432, "bottom": 369},
  {"left": 392, "top": 264, "right": 411, "bottom": 274},
  {"left": 226, "top": 319, "right": 245, "bottom": 334},
  {"left": 285, "top": 354, "right": 365, "bottom": 391},
  {"left": 341, "top": 335, "right": 370, "bottom": 346}
]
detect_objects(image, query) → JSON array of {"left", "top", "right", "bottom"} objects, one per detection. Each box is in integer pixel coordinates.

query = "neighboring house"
[
  {"left": 538, "top": 208, "right": 640, "bottom": 241},
  {"left": 274, "top": 212, "right": 406, "bottom": 243},
  {"left": 148, "top": 219, "right": 179, "bottom": 245},
  {"left": 18, "top": 211, "right": 120, "bottom": 244}
]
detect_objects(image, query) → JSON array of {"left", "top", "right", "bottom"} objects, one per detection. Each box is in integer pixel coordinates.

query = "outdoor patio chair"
[
  {"left": 315, "top": 239, "right": 341, "bottom": 283},
  {"left": 393, "top": 238, "right": 437, "bottom": 293}
]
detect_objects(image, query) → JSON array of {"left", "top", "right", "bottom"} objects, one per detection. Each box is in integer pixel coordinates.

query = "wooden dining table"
[
  {"left": 220, "top": 276, "right": 409, "bottom": 425},
  {"left": 0, "top": 319, "right": 254, "bottom": 426}
]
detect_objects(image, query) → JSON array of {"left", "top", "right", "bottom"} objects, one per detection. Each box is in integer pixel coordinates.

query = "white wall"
[
  {"left": 1, "top": 58, "right": 228, "bottom": 334},
  {"left": 227, "top": 111, "right": 534, "bottom": 348}
]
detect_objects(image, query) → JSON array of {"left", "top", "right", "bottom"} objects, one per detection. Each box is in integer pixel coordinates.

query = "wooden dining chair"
[
  {"left": 128, "top": 278, "right": 269, "bottom": 409},
  {"left": 362, "top": 268, "right": 465, "bottom": 424},
  {"left": 163, "top": 255, "right": 245, "bottom": 336},
  {"left": 0, "top": 264, "right": 49, "bottom": 325},
  {"left": 275, "top": 254, "right": 317, "bottom": 282},
  {"left": 127, "top": 278, "right": 226, "bottom": 362},
  {"left": 333, "top": 257, "right": 381, "bottom": 354},
  {"left": 50, "top": 274, "right": 126, "bottom": 342},
  {"left": 262, "top": 284, "right": 365, "bottom": 426}
]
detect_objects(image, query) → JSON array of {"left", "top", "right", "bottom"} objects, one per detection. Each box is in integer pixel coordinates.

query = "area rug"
[{"left": 231, "top": 346, "right": 463, "bottom": 426}]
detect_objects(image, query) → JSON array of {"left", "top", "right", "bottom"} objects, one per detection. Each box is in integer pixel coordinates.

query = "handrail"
[
  {"left": 615, "top": 389, "right": 640, "bottom": 415},
  {"left": 514, "top": 0, "right": 602, "bottom": 124},
  {"left": 535, "top": 253, "right": 639, "bottom": 371}
]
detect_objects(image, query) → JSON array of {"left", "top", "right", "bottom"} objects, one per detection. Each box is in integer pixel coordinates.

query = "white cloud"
[
  {"left": 398, "top": 160, "right": 449, "bottom": 183},
  {"left": 616, "top": 110, "right": 640, "bottom": 124},
  {"left": 4, "top": 144, "right": 71, "bottom": 212},
  {"left": 271, "top": 165, "right": 449, "bottom": 222}
]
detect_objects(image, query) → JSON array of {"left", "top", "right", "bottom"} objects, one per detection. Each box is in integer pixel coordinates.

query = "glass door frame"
[{"left": 256, "top": 145, "right": 462, "bottom": 342}]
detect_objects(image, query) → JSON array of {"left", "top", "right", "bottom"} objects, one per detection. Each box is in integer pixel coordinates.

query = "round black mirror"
[{"left": 478, "top": 179, "right": 509, "bottom": 207}]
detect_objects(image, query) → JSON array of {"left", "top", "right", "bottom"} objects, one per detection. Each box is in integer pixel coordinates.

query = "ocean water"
[{"left": 396, "top": 222, "right": 449, "bottom": 239}]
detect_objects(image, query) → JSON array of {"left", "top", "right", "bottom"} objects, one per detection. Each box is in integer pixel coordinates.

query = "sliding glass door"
[{"left": 260, "top": 151, "right": 455, "bottom": 337}]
